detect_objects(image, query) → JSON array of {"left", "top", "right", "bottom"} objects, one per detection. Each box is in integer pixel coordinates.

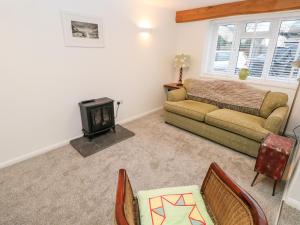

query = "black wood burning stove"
[{"left": 79, "top": 97, "right": 115, "bottom": 138}]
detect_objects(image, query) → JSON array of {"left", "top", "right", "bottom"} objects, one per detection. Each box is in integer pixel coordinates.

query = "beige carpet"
[
  {"left": 0, "top": 111, "right": 285, "bottom": 225},
  {"left": 278, "top": 202, "right": 300, "bottom": 225}
]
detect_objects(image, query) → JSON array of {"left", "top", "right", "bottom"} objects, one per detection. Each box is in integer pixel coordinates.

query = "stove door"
[{"left": 90, "top": 104, "right": 114, "bottom": 132}]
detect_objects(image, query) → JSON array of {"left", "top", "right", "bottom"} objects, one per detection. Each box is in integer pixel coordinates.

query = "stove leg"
[
  {"left": 272, "top": 180, "right": 278, "bottom": 196},
  {"left": 251, "top": 172, "right": 259, "bottom": 187}
]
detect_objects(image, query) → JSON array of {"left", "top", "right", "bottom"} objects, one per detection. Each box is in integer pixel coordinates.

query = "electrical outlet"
[{"left": 117, "top": 100, "right": 123, "bottom": 105}]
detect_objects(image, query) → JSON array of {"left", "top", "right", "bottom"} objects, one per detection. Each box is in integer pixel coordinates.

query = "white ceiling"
[{"left": 143, "top": 0, "right": 243, "bottom": 10}]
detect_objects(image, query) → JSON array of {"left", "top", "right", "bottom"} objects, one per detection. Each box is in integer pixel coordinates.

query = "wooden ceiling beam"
[{"left": 176, "top": 0, "right": 300, "bottom": 23}]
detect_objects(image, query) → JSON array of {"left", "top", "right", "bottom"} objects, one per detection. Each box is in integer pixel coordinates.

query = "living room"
[{"left": 1, "top": 0, "right": 300, "bottom": 225}]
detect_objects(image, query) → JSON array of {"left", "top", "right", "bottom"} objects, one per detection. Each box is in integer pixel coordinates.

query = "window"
[
  {"left": 214, "top": 25, "right": 235, "bottom": 72},
  {"left": 246, "top": 22, "right": 271, "bottom": 33},
  {"left": 269, "top": 20, "right": 300, "bottom": 79},
  {"left": 208, "top": 17, "right": 300, "bottom": 81}
]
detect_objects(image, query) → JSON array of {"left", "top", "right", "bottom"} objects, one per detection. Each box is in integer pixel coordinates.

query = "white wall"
[
  {"left": 285, "top": 144, "right": 300, "bottom": 210},
  {"left": 0, "top": 0, "right": 176, "bottom": 167},
  {"left": 175, "top": 14, "right": 300, "bottom": 211},
  {"left": 286, "top": 164, "right": 300, "bottom": 210},
  {"left": 175, "top": 19, "right": 300, "bottom": 134}
]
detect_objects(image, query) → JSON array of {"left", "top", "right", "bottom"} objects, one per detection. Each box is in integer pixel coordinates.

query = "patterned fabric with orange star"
[{"left": 137, "top": 185, "right": 214, "bottom": 225}]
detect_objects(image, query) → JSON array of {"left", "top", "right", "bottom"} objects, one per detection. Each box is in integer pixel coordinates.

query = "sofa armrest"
[
  {"left": 167, "top": 88, "right": 186, "bottom": 101},
  {"left": 264, "top": 106, "right": 289, "bottom": 134}
]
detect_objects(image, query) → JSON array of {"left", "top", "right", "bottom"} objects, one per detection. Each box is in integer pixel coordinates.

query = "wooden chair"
[{"left": 115, "top": 162, "right": 268, "bottom": 225}]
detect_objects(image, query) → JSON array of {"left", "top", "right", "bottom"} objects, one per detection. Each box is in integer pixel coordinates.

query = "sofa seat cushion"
[
  {"left": 164, "top": 100, "right": 219, "bottom": 122},
  {"left": 137, "top": 185, "right": 214, "bottom": 225},
  {"left": 205, "top": 109, "right": 269, "bottom": 142}
]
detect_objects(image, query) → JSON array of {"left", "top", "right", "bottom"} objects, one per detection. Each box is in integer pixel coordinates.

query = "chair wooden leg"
[
  {"left": 251, "top": 173, "right": 259, "bottom": 187},
  {"left": 272, "top": 180, "right": 278, "bottom": 196}
]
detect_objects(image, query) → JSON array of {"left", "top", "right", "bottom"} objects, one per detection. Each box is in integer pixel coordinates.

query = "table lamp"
[{"left": 174, "top": 54, "right": 191, "bottom": 86}]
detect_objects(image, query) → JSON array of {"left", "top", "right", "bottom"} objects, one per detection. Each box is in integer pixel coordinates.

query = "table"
[
  {"left": 163, "top": 83, "right": 181, "bottom": 91},
  {"left": 251, "top": 133, "right": 295, "bottom": 196}
]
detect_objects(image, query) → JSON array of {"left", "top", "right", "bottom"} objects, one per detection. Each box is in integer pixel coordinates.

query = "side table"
[
  {"left": 163, "top": 83, "right": 181, "bottom": 91},
  {"left": 251, "top": 133, "right": 295, "bottom": 196}
]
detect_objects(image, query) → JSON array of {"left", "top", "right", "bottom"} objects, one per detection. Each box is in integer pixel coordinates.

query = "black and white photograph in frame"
[{"left": 61, "top": 12, "right": 104, "bottom": 48}]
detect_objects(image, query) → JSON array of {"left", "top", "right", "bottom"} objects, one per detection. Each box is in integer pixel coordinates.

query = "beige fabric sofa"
[{"left": 164, "top": 80, "right": 289, "bottom": 157}]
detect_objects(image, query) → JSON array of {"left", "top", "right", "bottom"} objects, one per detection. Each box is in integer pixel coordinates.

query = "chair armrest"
[
  {"left": 167, "top": 88, "right": 186, "bottom": 101},
  {"left": 264, "top": 106, "right": 289, "bottom": 134},
  {"left": 201, "top": 163, "right": 268, "bottom": 225},
  {"left": 115, "top": 169, "right": 137, "bottom": 225}
]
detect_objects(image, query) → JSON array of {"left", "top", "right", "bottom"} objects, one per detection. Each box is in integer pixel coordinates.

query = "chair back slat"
[{"left": 201, "top": 163, "right": 268, "bottom": 225}]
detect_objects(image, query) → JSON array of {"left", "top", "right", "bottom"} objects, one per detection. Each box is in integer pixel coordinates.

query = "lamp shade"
[
  {"left": 291, "top": 60, "right": 300, "bottom": 68},
  {"left": 174, "top": 54, "right": 191, "bottom": 69}
]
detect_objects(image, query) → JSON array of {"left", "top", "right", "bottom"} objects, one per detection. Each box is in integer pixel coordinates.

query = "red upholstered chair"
[{"left": 115, "top": 163, "right": 268, "bottom": 225}]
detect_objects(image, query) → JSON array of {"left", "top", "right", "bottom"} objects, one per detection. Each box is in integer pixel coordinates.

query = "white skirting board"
[
  {"left": 0, "top": 136, "right": 81, "bottom": 169},
  {"left": 0, "top": 107, "right": 163, "bottom": 169},
  {"left": 117, "top": 106, "right": 162, "bottom": 125}
]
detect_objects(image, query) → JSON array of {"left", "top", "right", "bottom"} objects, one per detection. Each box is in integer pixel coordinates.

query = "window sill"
[{"left": 200, "top": 73, "right": 298, "bottom": 90}]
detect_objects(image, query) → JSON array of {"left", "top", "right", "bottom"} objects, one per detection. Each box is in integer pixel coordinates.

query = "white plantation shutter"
[
  {"left": 213, "top": 25, "right": 235, "bottom": 72},
  {"left": 269, "top": 20, "right": 300, "bottom": 79},
  {"left": 235, "top": 38, "right": 269, "bottom": 77}
]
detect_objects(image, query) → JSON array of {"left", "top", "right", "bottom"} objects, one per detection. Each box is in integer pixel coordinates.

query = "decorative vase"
[{"left": 239, "top": 68, "right": 249, "bottom": 80}]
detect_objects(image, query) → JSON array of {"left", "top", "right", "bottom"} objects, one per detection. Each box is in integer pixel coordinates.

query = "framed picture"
[{"left": 61, "top": 12, "right": 104, "bottom": 48}]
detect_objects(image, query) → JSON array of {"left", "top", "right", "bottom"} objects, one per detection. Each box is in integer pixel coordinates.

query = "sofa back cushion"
[
  {"left": 184, "top": 78, "right": 268, "bottom": 116},
  {"left": 183, "top": 78, "right": 194, "bottom": 90},
  {"left": 260, "top": 92, "right": 288, "bottom": 118}
]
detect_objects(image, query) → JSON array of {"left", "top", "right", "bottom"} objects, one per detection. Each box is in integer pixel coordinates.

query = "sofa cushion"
[
  {"left": 164, "top": 100, "right": 219, "bottom": 122},
  {"left": 260, "top": 92, "right": 288, "bottom": 118},
  {"left": 205, "top": 109, "right": 269, "bottom": 142},
  {"left": 137, "top": 185, "right": 214, "bottom": 225}
]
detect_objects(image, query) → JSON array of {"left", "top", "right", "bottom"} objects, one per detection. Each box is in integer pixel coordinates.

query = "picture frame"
[{"left": 61, "top": 12, "right": 104, "bottom": 48}]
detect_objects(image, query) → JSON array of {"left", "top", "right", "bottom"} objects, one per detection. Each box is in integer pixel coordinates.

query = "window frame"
[{"left": 205, "top": 12, "right": 300, "bottom": 83}]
